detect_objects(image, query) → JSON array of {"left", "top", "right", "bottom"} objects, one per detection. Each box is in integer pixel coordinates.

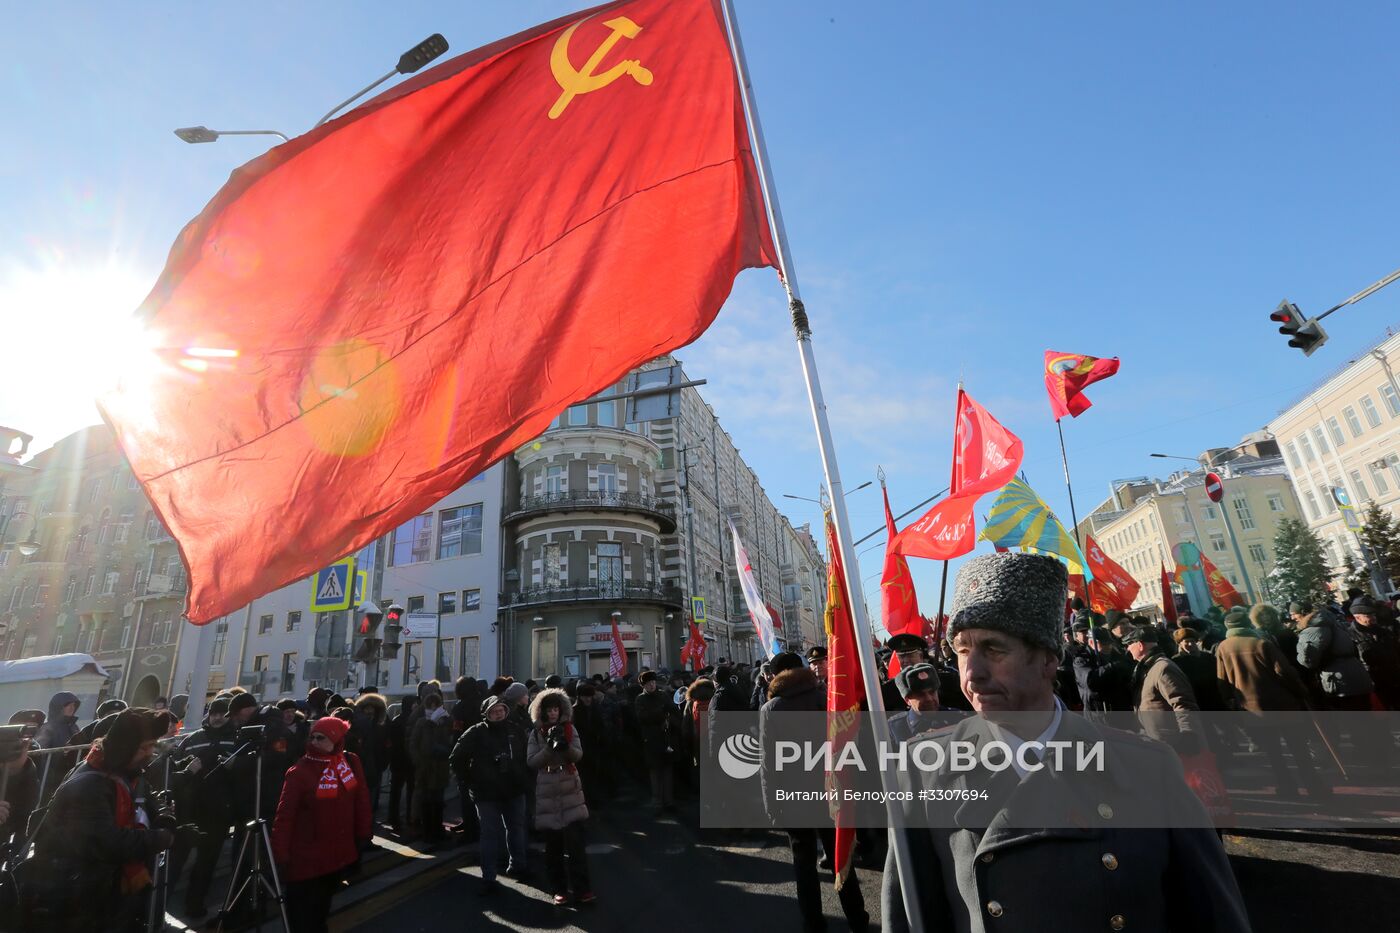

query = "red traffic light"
[{"left": 1271, "top": 301, "right": 1303, "bottom": 333}]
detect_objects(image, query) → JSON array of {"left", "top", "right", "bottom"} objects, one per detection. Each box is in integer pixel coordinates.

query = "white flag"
[{"left": 727, "top": 517, "right": 781, "bottom": 658}]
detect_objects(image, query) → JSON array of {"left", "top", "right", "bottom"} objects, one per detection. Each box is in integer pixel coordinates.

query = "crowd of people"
[{"left": 1, "top": 573, "right": 1397, "bottom": 931}]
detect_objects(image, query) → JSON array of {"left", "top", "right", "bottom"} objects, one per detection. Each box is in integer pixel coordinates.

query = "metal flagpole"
[
  {"left": 1057, "top": 419, "right": 1082, "bottom": 547},
  {"left": 935, "top": 385, "right": 964, "bottom": 627},
  {"left": 717, "top": 2, "right": 924, "bottom": 928}
]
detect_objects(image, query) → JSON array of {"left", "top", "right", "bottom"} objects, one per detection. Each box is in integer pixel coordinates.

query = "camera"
[
  {"left": 0, "top": 723, "right": 36, "bottom": 765},
  {"left": 547, "top": 725, "right": 568, "bottom": 753},
  {"left": 237, "top": 724, "right": 267, "bottom": 745}
]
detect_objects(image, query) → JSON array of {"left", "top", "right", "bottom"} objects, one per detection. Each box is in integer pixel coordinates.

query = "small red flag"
[
  {"left": 823, "top": 517, "right": 864, "bottom": 890},
  {"left": 609, "top": 617, "right": 629, "bottom": 678},
  {"left": 880, "top": 485, "right": 921, "bottom": 679},
  {"left": 1044, "top": 351, "right": 1121, "bottom": 421},
  {"left": 1160, "top": 562, "right": 1179, "bottom": 626},
  {"left": 1083, "top": 534, "right": 1140, "bottom": 611},
  {"left": 891, "top": 389, "right": 1023, "bottom": 559},
  {"left": 100, "top": 0, "right": 777, "bottom": 623},
  {"left": 1198, "top": 552, "right": 1247, "bottom": 608}
]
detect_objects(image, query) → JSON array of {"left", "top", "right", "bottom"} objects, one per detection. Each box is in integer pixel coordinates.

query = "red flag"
[
  {"left": 890, "top": 389, "right": 1023, "bottom": 559},
  {"left": 1083, "top": 534, "right": 1141, "bottom": 611},
  {"left": 1198, "top": 552, "right": 1247, "bottom": 608},
  {"left": 1160, "top": 562, "right": 1179, "bottom": 626},
  {"left": 99, "top": 0, "right": 777, "bottom": 623},
  {"left": 1044, "top": 351, "right": 1121, "bottom": 421},
  {"left": 609, "top": 617, "right": 629, "bottom": 678},
  {"left": 880, "top": 485, "right": 921, "bottom": 679},
  {"left": 823, "top": 517, "right": 863, "bottom": 890}
]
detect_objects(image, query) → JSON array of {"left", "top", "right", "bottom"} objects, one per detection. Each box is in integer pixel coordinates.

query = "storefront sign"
[{"left": 577, "top": 623, "right": 641, "bottom": 651}]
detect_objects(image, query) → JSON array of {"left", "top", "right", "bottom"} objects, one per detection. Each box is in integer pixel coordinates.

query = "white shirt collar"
[{"left": 988, "top": 696, "right": 1063, "bottom": 779}]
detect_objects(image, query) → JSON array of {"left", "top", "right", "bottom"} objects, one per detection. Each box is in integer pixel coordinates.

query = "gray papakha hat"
[{"left": 947, "top": 553, "right": 1068, "bottom": 656}]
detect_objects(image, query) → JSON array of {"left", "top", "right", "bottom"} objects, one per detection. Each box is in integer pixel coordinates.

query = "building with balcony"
[{"left": 500, "top": 357, "right": 818, "bottom": 678}]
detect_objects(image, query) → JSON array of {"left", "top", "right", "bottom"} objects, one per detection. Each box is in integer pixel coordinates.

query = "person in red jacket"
[{"left": 271, "top": 716, "right": 371, "bottom": 933}]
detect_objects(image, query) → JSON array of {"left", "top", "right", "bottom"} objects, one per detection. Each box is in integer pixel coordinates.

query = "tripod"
[{"left": 208, "top": 742, "right": 290, "bottom": 933}]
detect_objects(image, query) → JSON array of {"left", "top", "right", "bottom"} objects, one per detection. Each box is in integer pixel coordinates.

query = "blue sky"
[{"left": 4, "top": 1, "right": 1400, "bottom": 621}]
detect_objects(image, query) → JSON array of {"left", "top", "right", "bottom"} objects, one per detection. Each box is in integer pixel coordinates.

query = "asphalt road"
[{"left": 332, "top": 789, "right": 1400, "bottom": 933}]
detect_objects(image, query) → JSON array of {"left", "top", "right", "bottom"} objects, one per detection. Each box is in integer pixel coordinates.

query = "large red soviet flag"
[
  {"left": 880, "top": 484, "right": 921, "bottom": 679},
  {"left": 890, "top": 389, "right": 1023, "bottom": 560},
  {"left": 99, "top": 0, "right": 777, "bottom": 622},
  {"left": 1044, "top": 350, "right": 1120, "bottom": 420}
]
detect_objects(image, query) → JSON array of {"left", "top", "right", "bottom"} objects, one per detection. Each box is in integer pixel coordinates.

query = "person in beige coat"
[
  {"left": 526, "top": 688, "right": 595, "bottom": 906},
  {"left": 1123, "top": 626, "right": 1201, "bottom": 751}
]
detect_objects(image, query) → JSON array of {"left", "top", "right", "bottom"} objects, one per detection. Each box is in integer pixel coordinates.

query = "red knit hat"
[{"left": 310, "top": 716, "right": 349, "bottom": 750}]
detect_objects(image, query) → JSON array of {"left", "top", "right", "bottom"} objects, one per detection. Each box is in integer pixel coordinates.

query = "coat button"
[
  {"left": 986, "top": 901, "right": 1004, "bottom": 918},
  {"left": 1110, "top": 914, "right": 1126, "bottom": 930},
  {"left": 980, "top": 853, "right": 995, "bottom": 864},
  {"left": 1098, "top": 803, "right": 1114, "bottom": 820},
  {"left": 1101, "top": 852, "right": 1119, "bottom": 871}
]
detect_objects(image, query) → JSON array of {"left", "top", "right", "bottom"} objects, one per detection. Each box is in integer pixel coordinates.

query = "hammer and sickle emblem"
[{"left": 549, "top": 16, "right": 654, "bottom": 119}]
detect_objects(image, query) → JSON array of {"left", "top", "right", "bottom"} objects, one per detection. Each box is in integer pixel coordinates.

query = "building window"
[
  {"left": 1210, "top": 534, "right": 1227, "bottom": 553},
  {"left": 1297, "top": 433, "right": 1316, "bottom": 462},
  {"left": 101, "top": 571, "right": 119, "bottom": 596},
  {"left": 1303, "top": 490, "right": 1320, "bottom": 520},
  {"left": 1176, "top": 506, "right": 1190, "bottom": 523},
  {"left": 1388, "top": 454, "right": 1400, "bottom": 490},
  {"left": 391, "top": 514, "right": 434, "bottom": 566},
  {"left": 253, "top": 654, "right": 269, "bottom": 674},
  {"left": 286, "top": 611, "right": 302, "bottom": 633},
  {"left": 211, "top": 618, "right": 229, "bottom": 666},
  {"left": 545, "top": 465, "right": 564, "bottom": 495},
  {"left": 597, "top": 542, "right": 623, "bottom": 594},
  {"left": 1350, "top": 471, "right": 1371, "bottom": 502},
  {"left": 407, "top": 595, "right": 425, "bottom": 613},
  {"left": 438, "top": 591, "right": 457, "bottom": 615},
  {"left": 459, "top": 636, "right": 480, "bottom": 680},
  {"left": 1382, "top": 383, "right": 1400, "bottom": 417},
  {"left": 1232, "top": 497, "right": 1255, "bottom": 531},
  {"left": 568, "top": 405, "right": 588, "bottom": 426},
  {"left": 1248, "top": 544, "right": 1267, "bottom": 564},
  {"left": 543, "top": 543, "right": 562, "bottom": 587},
  {"left": 596, "top": 463, "right": 617, "bottom": 496},
  {"left": 281, "top": 653, "right": 297, "bottom": 694},
  {"left": 1311, "top": 426, "right": 1331, "bottom": 456},
  {"left": 1344, "top": 406, "right": 1364, "bottom": 438},
  {"left": 596, "top": 400, "right": 617, "bottom": 427},
  {"left": 120, "top": 622, "right": 131, "bottom": 648},
  {"left": 1361, "top": 395, "right": 1384, "bottom": 427},
  {"left": 531, "top": 628, "right": 557, "bottom": 680},
  {"left": 438, "top": 504, "right": 483, "bottom": 559},
  {"left": 1267, "top": 494, "right": 1286, "bottom": 513},
  {"left": 463, "top": 588, "right": 481, "bottom": 611},
  {"left": 1326, "top": 417, "right": 1346, "bottom": 447},
  {"left": 259, "top": 614, "right": 273, "bottom": 635},
  {"left": 1370, "top": 462, "right": 1391, "bottom": 495},
  {"left": 1202, "top": 504, "right": 1218, "bottom": 521},
  {"left": 403, "top": 642, "right": 423, "bottom": 683},
  {"left": 436, "top": 639, "right": 454, "bottom": 681},
  {"left": 1321, "top": 486, "right": 1338, "bottom": 514}
]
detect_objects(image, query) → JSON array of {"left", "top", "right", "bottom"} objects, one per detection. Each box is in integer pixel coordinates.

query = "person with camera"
[
  {"left": 271, "top": 716, "right": 371, "bottom": 933},
  {"left": 1, "top": 711, "right": 44, "bottom": 850},
  {"left": 169, "top": 696, "right": 239, "bottom": 920},
  {"left": 31, "top": 708, "right": 176, "bottom": 933},
  {"left": 451, "top": 695, "right": 530, "bottom": 895},
  {"left": 526, "top": 688, "right": 595, "bottom": 907}
]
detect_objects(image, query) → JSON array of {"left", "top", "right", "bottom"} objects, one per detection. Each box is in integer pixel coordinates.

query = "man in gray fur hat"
[{"left": 883, "top": 553, "right": 1250, "bottom": 933}]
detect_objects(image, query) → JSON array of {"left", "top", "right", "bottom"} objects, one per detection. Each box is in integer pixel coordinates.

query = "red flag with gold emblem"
[
  {"left": 99, "top": 0, "right": 777, "bottom": 622},
  {"left": 880, "top": 484, "right": 921, "bottom": 679},
  {"left": 1198, "top": 552, "right": 1247, "bottom": 608},
  {"left": 1044, "top": 350, "right": 1121, "bottom": 421},
  {"left": 823, "top": 516, "right": 862, "bottom": 891},
  {"left": 1083, "top": 534, "right": 1140, "bottom": 611}
]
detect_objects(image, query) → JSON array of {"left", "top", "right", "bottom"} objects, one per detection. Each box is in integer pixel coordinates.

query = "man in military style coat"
[{"left": 882, "top": 552, "right": 1251, "bottom": 933}]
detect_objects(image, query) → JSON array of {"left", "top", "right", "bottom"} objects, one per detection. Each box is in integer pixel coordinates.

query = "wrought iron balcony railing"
[{"left": 503, "top": 490, "right": 677, "bottom": 532}]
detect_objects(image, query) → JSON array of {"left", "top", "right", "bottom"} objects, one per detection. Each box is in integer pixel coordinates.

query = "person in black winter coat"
[
  {"left": 1350, "top": 596, "right": 1400, "bottom": 710},
  {"left": 452, "top": 696, "right": 530, "bottom": 893},
  {"left": 35, "top": 691, "right": 81, "bottom": 750},
  {"left": 634, "top": 672, "right": 681, "bottom": 811},
  {"left": 387, "top": 695, "right": 418, "bottom": 832},
  {"left": 31, "top": 709, "right": 175, "bottom": 932},
  {"left": 450, "top": 677, "right": 483, "bottom": 838},
  {"left": 2, "top": 711, "right": 43, "bottom": 850},
  {"left": 758, "top": 654, "right": 869, "bottom": 933},
  {"left": 170, "top": 697, "right": 239, "bottom": 918},
  {"left": 571, "top": 684, "right": 612, "bottom": 804}
]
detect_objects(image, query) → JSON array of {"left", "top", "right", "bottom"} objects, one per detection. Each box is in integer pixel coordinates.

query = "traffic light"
[
  {"left": 1270, "top": 300, "right": 1328, "bottom": 356},
  {"left": 354, "top": 601, "right": 383, "bottom": 662},
  {"left": 381, "top": 603, "right": 404, "bottom": 660}
]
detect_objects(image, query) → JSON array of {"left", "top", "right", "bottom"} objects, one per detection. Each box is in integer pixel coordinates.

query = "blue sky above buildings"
[{"left": 4, "top": 1, "right": 1400, "bottom": 618}]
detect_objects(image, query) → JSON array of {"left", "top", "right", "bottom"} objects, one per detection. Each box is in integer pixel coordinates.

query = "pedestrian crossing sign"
[{"left": 310, "top": 558, "right": 355, "bottom": 613}]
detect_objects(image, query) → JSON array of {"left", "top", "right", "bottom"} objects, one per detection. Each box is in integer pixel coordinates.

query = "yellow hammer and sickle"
[{"left": 549, "top": 16, "right": 654, "bottom": 119}]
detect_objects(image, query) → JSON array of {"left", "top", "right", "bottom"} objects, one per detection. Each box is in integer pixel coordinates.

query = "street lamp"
[
  {"left": 0, "top": 511, "right": 40, "bottom": 557},
  {"left": 783, "top": 480, "right": 871, "bottom": 505},
  {"left": 175, "top": 34, "right": 449, "bottom": 145}
]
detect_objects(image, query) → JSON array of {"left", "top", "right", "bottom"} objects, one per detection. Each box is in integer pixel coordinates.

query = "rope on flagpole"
[
  {"left": 1057, "top": 418, "right": 1082, "bottom": 547},
  {"left": 718, "top": 1, "right": 923, "bottom": 925}
]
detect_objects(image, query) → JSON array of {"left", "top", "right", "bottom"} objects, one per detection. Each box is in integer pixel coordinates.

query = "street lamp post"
[
  {"left": 175, "top": 34, "right": 449, "bottom": 145},
  {"left": 0, "top": 510, "right": 41, "bottom": 557}
]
